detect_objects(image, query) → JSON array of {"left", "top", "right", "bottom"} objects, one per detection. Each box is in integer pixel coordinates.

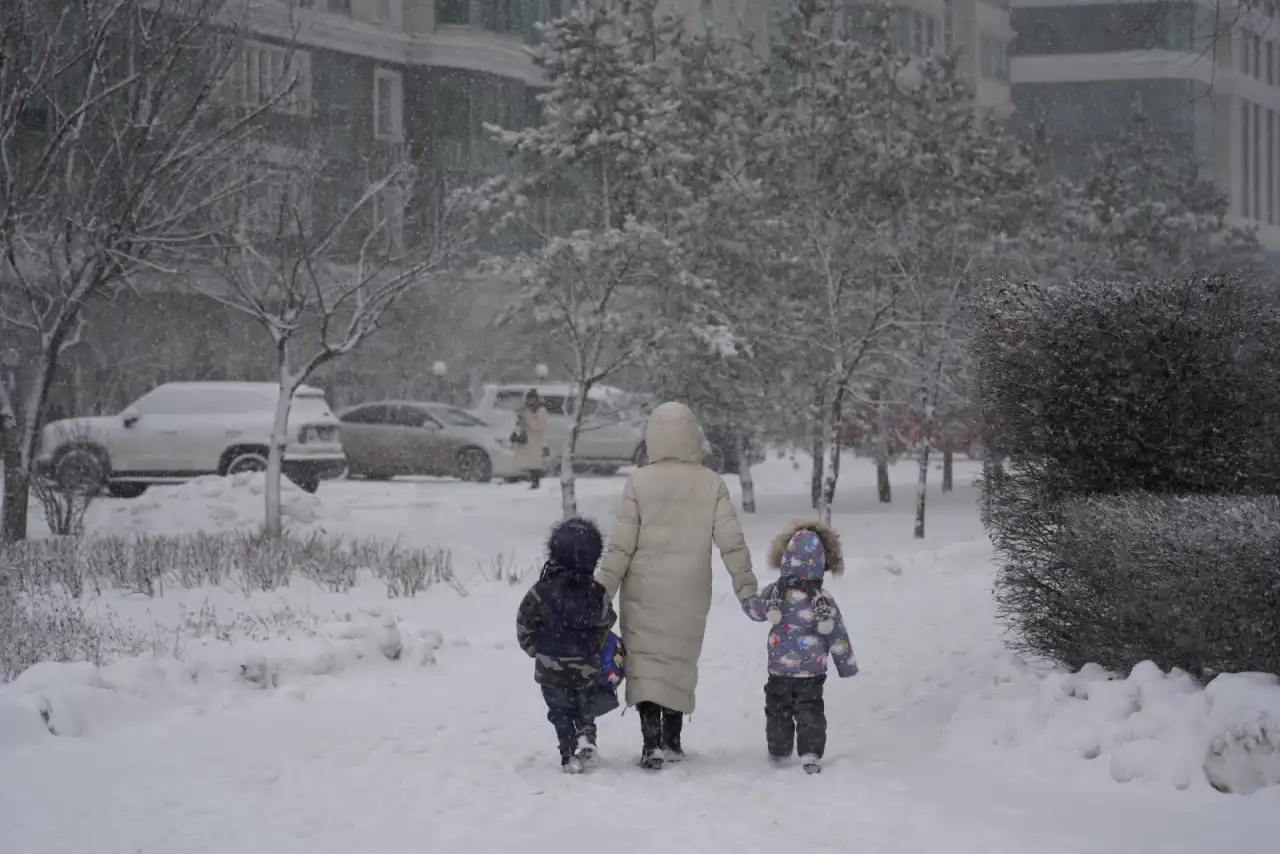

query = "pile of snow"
[
  {"left": 945, "top": 658, "right": 1280, "bottom": 794},
  {"left": 85, "top": 473, "right": 349, "bottom": 536},
  {"left": 0, "top": 607, "right": 442, "bottom": 753}
]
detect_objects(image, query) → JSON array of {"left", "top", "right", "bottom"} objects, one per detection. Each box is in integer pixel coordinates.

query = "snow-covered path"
[{"left": 3, "top": 459, "right": 1278, "bottom": 853}]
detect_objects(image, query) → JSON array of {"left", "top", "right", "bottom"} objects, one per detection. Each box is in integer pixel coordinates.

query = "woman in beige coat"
[
  {"left": 596, "top": 401, "right": 758, "bottom": 770},
  {"left": 514, "top": 391, "right": 548, "bottom": 489}
]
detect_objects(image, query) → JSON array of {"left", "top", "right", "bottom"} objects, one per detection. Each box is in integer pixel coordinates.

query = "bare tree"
[
  {"left": 0, "top": 0, "right": 269, "bottom": 540},
  {"left": 196, "top": 141, "right": 474, "bottom": 537},
  {"left": 503, "top": 221, "right": 676, "bottom": 518}
]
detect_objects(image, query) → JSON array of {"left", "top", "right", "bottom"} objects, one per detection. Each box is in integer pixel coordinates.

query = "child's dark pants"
[
  {"left": 764, "top": 674, "right": 827, "bottom": 759},
  {"left": 542, "top": 684, "right": 617, "bottom": 757}
]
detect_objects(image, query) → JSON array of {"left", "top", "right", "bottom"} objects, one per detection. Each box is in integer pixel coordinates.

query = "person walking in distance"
[{"left": 514, "top": 390, "right": 548, "bottom": 489}]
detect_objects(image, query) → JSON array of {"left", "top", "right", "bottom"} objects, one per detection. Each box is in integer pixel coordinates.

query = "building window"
[
  {"left": 1012, "top": 2, "right": 1199, "bottom": 55},
  {"left": 328, "top": 0, "right": 352, "bottom": 12},
  {"left": 1243, "top": 102, "right": 1251, "bottom": 218},
  {"left": 436, "top": 0, "right": 469, "bottom": 25},
  {"left": 373, "top": 68, "right": 404, "bottom": 141},
  {"left": 942, "top": 0, "right": 953, "bottom": 54},
  {"left": 893, "top": 7, "right": 911, "bottom": 52},
  {"left": 980, "top": 36, "right": 1008, "bottom": 81},
  {"left": 224, "top": 41, "right": 312, "bottom": 116},
  {"left": 1255, "top": 103, "right": 1262, "bottom": 219},
  {"left": 1269, "top": 42, "right": 1275, "bottom": 85},
  {"left": 1254, "top": 34, "right": 1264, "bottom": 77},
  {"left": 373, "top": 0, "right": 402, "bottom": 26},
  {"left": 1269, "top": 110, "right": 1275, "bottom": 224}
]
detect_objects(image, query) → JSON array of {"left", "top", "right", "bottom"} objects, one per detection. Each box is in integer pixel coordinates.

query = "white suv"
[{"left": 36, "top": 382, "right": 346, "bottom": 497}]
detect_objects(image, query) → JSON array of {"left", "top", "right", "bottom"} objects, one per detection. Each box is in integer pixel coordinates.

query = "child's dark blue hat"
[{"left": 547, "top": 517, "right": 604, "bottom": 575}]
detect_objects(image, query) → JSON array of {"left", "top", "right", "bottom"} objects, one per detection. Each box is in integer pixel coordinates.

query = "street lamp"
[
  {"left": 535, "top": 363, "right": 548, "bottom": 380},
  {"left": 432, "top": 361, "right": 447, "bottom": 378}
]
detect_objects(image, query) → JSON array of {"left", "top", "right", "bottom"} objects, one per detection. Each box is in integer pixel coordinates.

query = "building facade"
[{"left": 1008, "top": 0, "right": 1280, "bottom": 249}]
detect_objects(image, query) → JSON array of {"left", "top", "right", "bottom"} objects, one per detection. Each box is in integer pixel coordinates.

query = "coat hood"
[
  {"left": 547, "top": 516, "right": 604, "bottom": 576},
  {"left": 767, "top": 520, "right": 844, "bottom": 576},
  {"left": 644, "top": 402, "right": 704, "bottom": 465}
]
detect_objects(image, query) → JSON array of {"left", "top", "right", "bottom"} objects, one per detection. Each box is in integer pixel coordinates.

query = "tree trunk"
[
  {"left": 914, "top": 440, "right": 930, "bottom": 539},
  {"left": 1, "top": 424, "right": 27, "bottom": 543},
  {"left": 942, "top": 449, "right": 954, "bottom": 493},
  {"left": 876, "top": 458, "right": 891, "bottom": 504},
  {"left": 817, "top": 385, "right": 842, "bottom": 524},
  {"left": 265, "top": 358, "right": 297, "bottom": 540},
  {"left": 738, "top": 432, "right": 756, "bottom": 514},
  {"left": 872, "top": 388, "right": 891, "bottom": 503},
  {"left": 810, "top": 385, "right": 825, "bottom": 510},
  {"left": 560, "top": 384, "right": 593, "bottom": 519}
]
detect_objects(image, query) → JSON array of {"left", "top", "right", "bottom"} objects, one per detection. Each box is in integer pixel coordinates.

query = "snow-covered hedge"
[
  {"left": 1054, "top": 494, "right": 1280, "bottom": 679},
  {"left": 974, "top": 275, "right": 1280, "bottom": 673},
  {"left": 975, "top": 275, "right": 1280, "bottom": 496}
]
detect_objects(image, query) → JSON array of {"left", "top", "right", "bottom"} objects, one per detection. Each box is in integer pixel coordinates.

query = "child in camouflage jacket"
[{"left": 516, "top": 517, "right": 618, "bottom": 774}]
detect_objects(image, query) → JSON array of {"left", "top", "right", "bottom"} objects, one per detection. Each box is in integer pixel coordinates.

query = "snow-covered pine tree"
[
  {"left": 1015, "top": 111, "right": 1261, "bottom": 284},
  {"left": 474, "top": 0, "right": 736, "bottom": 516},
  {"left": 636, "top": 24, "right": 793, "bottom": 512}
]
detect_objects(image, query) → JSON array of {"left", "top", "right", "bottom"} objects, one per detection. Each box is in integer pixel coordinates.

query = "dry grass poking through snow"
[
  {"left": 0, "top": 532, "right": 463, "bottom": 683},
  {"left": 1, "top": 532, "right": 463, "bottom": 599}
]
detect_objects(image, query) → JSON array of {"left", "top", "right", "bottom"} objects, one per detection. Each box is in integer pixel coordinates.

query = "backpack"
[{"left": 600, "top": 631, "right": 626, "bottom": 689}]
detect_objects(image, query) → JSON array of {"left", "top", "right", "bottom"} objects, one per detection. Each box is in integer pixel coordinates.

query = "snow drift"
[
  {"left": 0, "top": 608, "right": 442, "bottom": 754},
  {"left": 83, "top": 473, "right": 349, "bottom": 537},
  {"left": 945, "top": 658, "right": 1280, "bottom": 794}
]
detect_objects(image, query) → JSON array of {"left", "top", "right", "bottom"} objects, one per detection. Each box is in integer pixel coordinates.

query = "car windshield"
[{"left": 431, "top": 407, "right": 488, "bottom": 428}]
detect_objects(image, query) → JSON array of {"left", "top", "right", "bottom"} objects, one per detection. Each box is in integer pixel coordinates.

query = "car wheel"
[
  {"left": 633, "top": 444, "right": 648, "bottom": 468},
  {"left": 106, "top": 482, "right": 148, "bottom": 499},
  {"left": 596, "top": 466, "right": 620, "bottom": 477},
  {"left": 457, "top": 448, "right": 493, "bottom": 483},
  {"left": 292, "top": 475, "right": 320, "bottom": 494},
  {"left": 224, "top": 450, "right": 268, "bottom": 475},
  {"left": 52, "top": 445, "right": 109, "bottom": 496}
]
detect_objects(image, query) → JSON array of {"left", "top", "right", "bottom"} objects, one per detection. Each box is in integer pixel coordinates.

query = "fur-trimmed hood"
[
  {"left": 767, "top": 520, "right": 843, "bottom": 576},
  {"left": 547, "top": 517, "right": 604, "bottom": 575}
]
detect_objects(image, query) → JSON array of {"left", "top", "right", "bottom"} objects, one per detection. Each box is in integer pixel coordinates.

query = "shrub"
[
  {"left": 1000, "top": 493, "right": 1280, "bottom": 678},
  {"left": 976, "top": 275, "right": 1280, "bottom": 497},
  {"left": 0, "top": 593, "right": 143, "bottom": 683},
  {"left": 976, "top": 275, "right": 1280, "bottom": 674}
]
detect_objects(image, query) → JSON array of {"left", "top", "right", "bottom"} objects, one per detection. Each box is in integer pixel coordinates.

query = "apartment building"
[
  {"left": 241, "top": 0, "right": 1016, "bottom": 184},
  {"left": 1008, "top": 0, "right": 1280, "bottom": 250}
]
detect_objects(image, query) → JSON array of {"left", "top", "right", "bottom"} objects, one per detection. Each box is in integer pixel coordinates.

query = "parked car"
[
  {"left": 35, "top": 382, "right": 346, "bottom": 497},
  {"left": 470, "top": 384, "right": 647, "bottom": 474},
  {"left": 337, "top": 401, "right": 518, "bottom": 483}
]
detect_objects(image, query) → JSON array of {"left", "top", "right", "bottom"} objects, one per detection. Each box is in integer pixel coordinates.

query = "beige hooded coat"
[
  {"left": 514, "top": 405, "right": 548, "bottom": 472},
  {"left": 596, "top": 402, "right": 758, "bottom": 713}
]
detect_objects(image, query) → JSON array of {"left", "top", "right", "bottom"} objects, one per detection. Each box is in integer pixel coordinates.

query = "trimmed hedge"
[
  {"left": 1020, "top": 493, "right": 1280, "bottom": 678},
  {"left": 976, "top": 275, "right": 1280, "bottom": 496},
  {"left": 976, "top": 275, "right": 1280, "bottom": 674}
]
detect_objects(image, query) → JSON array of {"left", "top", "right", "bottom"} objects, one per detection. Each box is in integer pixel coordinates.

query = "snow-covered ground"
[{"left": 3, "top": 456, "right": 1278, "bottom": 854}]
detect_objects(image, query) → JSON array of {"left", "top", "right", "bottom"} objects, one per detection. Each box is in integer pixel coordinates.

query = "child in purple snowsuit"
[{"left": 743, "top": 521, "right": 858, "bottom": 774}]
